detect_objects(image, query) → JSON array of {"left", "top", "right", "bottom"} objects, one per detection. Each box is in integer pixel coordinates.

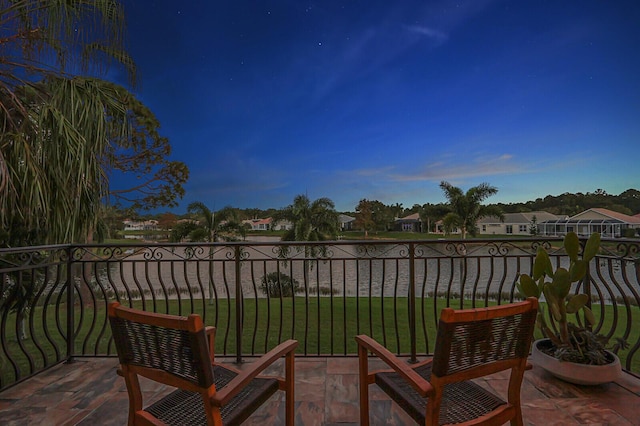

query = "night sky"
[{"left": 115, "top": 1, "right": 640, "bottom": 213}]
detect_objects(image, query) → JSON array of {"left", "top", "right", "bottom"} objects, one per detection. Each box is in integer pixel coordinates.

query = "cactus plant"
[{"left": 517, "top": 232, "right": 626, "bottom": 365}]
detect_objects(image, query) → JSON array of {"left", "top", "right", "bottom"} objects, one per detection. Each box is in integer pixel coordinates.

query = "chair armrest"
[
  {"left": 355, "top": 334, "right": 433, "bottom": 397},
  {"left": 205, "top": 326, "right": 216, "bottom": 363},
  {"left": 211, "top": 339, "right": 298, "bottom": 406}
]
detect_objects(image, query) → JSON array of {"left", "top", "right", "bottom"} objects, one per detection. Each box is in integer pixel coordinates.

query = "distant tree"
[
  {"left": 390, "top": 203, "right": 405, "bottom": 220},
  {"left": 368, "top": 200, "right": 395, "bottom": 231},
  {"left": 180, "top": 202, "right": 246, "bottom": 242},
  {"left": 170, "top": 220, "right": 199, "bottom": 243},
  {"left": 439, "top": 181, "right": 503, "bottom": 239},
  {"left": 421, "top": 203, "right": 450, "bottom": 233},
  {"left": 274, "top": 194, "right": 340, "bottom": 243},
  {"left": 157, "top": 213, "right": 178, "bottom": 231},
  {"left": 354, "top": 199, "right": 376, "bottom": 238},
  {"left": 530, "top": 215, "right": 539, "bottom": 236}
]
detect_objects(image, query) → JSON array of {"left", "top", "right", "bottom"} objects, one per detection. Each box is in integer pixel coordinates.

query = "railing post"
[
  {"left": 584, "top": 240, "right": 593, "bottom": 332},
  {"left": 408, "top": 242, "right": 417, "bottom": 363},
  {"left": 234, "top": 245, "right": 243, "bottom": 364},
  {"left": 65, "top": 245, "right": 75, "bottom": 363}
]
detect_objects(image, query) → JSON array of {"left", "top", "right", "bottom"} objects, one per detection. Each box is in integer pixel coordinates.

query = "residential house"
[
  {"left": 395, "top": 213, "right": 422, "bottom": 232},
  {"left": 270, "top": 219, "right": 294, "bottom": 231},
  {"left": 123, "top": 219, "right": 159, "bottom": 231},
  {"left": 538, "top": 208, "right": 640, "bottom": 238},
  {"left": 243, "top": 218, "right": 272, "bottom": 231},
  {"left": 477, "top": 211, "right": 564, "bottom": 236},
  {"left": 339, "top": 214, "right": 355, "bottom": 231}
]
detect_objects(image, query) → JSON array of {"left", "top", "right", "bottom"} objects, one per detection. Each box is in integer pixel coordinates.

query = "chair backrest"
[
  {"left": 108, "top": 302, "right": 214, "bottom": 388},
  {"left": 431, "top": 297, "right": 538, "bottom": 379}
]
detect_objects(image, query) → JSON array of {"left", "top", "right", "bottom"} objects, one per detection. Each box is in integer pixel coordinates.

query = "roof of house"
[
  {"left": 243, "top": 218, "right": 272, "bottom": 226},
  {"left": 571, "top": 208, "right": 640, "bottom": 224},
  {"left": 339, "top": 214, "right": 355, "bottom": 223},
  {"left": 477, "top": 211, "right": 562, "bottom": 225},
  {"left": 395, "top": 213, "right": 421, "bottom": 222}
]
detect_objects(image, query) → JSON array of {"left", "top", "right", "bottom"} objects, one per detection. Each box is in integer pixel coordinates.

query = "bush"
[{"left": 260, "top": 272, "right": 300, "bottom": 297}]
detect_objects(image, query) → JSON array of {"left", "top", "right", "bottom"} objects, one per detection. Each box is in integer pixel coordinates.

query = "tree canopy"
[
  {"left": 0, "top": 1, "right": 188, "bottom": 245},
  {"left": 439, "top": 181, "right": 503, "bottom": 239},
  {"left": 274, "top": 194, "right": 340, "bottom": 242}
]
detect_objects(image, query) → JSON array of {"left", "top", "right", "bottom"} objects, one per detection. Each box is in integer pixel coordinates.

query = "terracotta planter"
[{"left": 531, "top": 339, "right": 621, "bottom": 386}]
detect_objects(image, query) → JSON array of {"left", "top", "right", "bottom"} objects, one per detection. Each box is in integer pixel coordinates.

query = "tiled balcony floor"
[{"left": 1, "top": 356, "right": 639, "bottom": 425}]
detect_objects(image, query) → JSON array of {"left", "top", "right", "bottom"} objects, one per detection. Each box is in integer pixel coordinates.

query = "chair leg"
[
  {"left": 358, "top": 344, "right": 370, "bottom": 426},
  {"left": 285, "top": 351, "right": 295, "bottom": 426}
]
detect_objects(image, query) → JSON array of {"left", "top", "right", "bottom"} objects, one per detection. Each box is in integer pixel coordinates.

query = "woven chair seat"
[
  {"left": 376, "top": 363, "right": 505, "bottom": 425},
  {"left": 109, "top": 303, "right": 297, "bottom": 425},
  {"left": 147, "top": 365, "right": 279, "bottom": 426}
]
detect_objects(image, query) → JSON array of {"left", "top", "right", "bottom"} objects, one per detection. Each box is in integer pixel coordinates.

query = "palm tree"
[
  {"left": 275, "top": 194, "right": 340, "bottom": 243},
  {"left": 0, "top": 1, "right": 135, "bottom": 244},
  {"left": 179, "top": 202, "right": 246, "bottom": 305},
  {"left": 1, "top": 2, "right": 188, "bottom": 245},
  {"left": 184, "top": 202, "right": 246, "bottom": 242},
  {"left": 439, "top": 181, "right": 503, "bottom": 239},
  {"left": 272, "top": 194, "right": 340, "bottom": 284}
]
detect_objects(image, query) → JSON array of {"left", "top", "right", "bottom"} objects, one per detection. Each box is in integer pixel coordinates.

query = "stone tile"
[
  {"left": 294, "top": 359, "right": 327, "bottom": 379},
  {"left": 616, "top": 372, "right": 640, "bottom": 395},
  {"left": 521, "top": 402, "right": 581, "bottom": 426},
  {"left": 2, "top": 357, "right": 640, "bottom": 425},
  {"left": 295, "top": 401, "right": 325, "bottom": 426},
  {"left": 326, "top": 356, "right": 358, "bottom": 374},
  {"left": 325, "top": 373, "right": 359, "bottom": 423},
  {"left": 369, "top": 399, "right": 416, "bottom": 426},
  {"left": 556, "top": 397, "right": 634, "bottom": 425},
  {"left": 243, "top": 400, "right": 285, "bottom": 425},
  {"left": 75, "top": 390, "right": 130, "bottom": 425}
]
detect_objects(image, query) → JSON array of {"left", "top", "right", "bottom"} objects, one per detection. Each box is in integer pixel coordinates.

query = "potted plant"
[{"left": 517, "top": 232, "right": 626, "bottom": 385}]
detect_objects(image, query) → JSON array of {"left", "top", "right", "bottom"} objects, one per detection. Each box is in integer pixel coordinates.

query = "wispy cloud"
[
  {"left": 390, "top": 153, "right": 523, "bottom": 182},
  {"left": 404, "top": 25, "right": 448, "bottom": 43}
]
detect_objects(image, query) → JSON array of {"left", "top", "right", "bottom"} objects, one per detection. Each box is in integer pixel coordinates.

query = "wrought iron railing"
[{"left": 1, "top": 237, "right": 639, "bottom": 391}]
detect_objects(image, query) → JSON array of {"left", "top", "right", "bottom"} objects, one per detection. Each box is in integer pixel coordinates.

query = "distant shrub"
[
  {"left": 307, "top": 285, "right": 338, "bottom": 295},
  {"left": 260, "top": 272, "right": 301, "bottom": 297}
]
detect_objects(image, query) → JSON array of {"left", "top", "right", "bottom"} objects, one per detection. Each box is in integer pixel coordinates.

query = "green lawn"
[{"left": 2, "top": 296, "right": 639, "bottom": 389}]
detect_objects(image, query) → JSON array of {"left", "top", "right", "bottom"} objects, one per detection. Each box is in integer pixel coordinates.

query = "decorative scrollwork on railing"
[
  {"left": 530, "top": 240, "right": 552, "bottom": 253},
  {"left": 142, "top": 247, "right": 166, "bottom": 260},
  {"left": 16, "top": 250, "right": 53, "bottom": 266},
  {"left": 355, "top": 243, "right": 380, "bottom": 258},
  {"left": 486, "top": 242, "right": 511, "bottom": 257},
  {"left": 612, "top": 241, "right": 640, "bottom": 259},
  {"left": 183, "top": 245, "right": 208, "bottom": 260},
  {"left": 445, "top": 242, "right": 467, "bottom": 256},
  {"left": 222, "top": 246, "right": 250, "bottom": 261},
  {"left": 272, "top": 244, "right": 291, "bottom": 259},
  {"left": 99, "top": 246, "right": 124, "bottom": 260},
  {"left": 71, "top": 246, "right": 91, "bottom": 261}
]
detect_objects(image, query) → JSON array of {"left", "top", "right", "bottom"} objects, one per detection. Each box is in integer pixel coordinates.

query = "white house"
[
  {"left": 270, "top": 219, "right": 293, "bottom": 231},
  {"left": 339, "top": 214, "right": 356, "bottom": 231},
  {"left": 243, "top": 218, "right": 272, "bottom": 231},
  {"left": 477, "top": 211, "right": 564, "bottom": 236},
  {"left": 123, "top": 219, "right": 158, "bottom": 231},
  {"left": 395, "top": 213, "right": 422, "bottom": 232},
  {"left": 538, "top": 208, "right": 640, "bottom": 238}
]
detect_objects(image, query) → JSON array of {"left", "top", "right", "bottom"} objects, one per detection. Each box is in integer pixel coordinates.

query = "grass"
[{"left": 2, "top": 296, "right": 639, "bottom": 389}]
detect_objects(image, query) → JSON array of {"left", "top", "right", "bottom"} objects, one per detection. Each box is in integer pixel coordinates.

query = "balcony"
[
  {"left": 1, "top": 238, "right": 640, "bottom": 423},
  {"left": 2, "top": 356, "right": 640, "bottom": 424}
]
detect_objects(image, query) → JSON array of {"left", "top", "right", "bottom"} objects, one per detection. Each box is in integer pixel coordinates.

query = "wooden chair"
[
  {"left": 356, "top": 297, "right": 538, "bottom": 426},
  {"left": 108, "top": 302, "right": 298, "bottom": 425}
]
